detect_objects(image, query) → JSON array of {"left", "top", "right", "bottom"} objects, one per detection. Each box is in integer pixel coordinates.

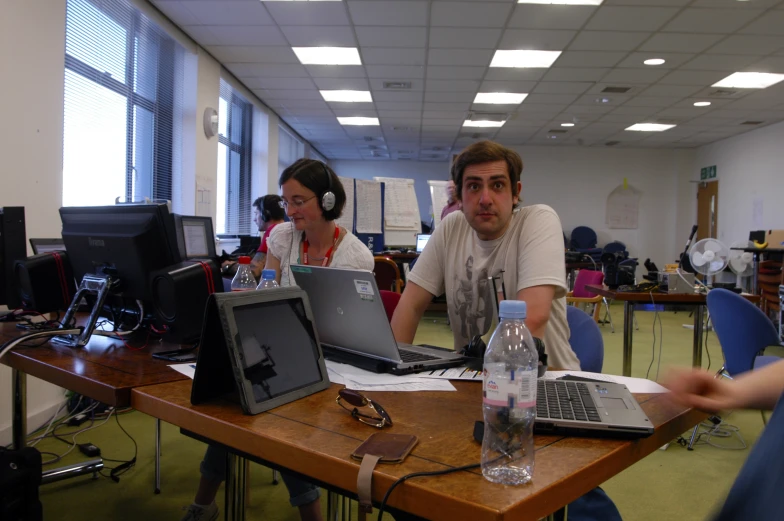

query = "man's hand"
[{"left": 663, "top": 367, "right": 739, "bottom": 413}]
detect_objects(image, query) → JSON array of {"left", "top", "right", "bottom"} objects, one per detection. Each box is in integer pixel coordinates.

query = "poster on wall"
[{"left": 606, "top": 182, "right": 641, "bottom": 229}]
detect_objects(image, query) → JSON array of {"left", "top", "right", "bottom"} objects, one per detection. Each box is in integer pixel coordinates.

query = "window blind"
[
  {"left": 278, "top": 126, "right": 305, "bottom": 176},
  {"left": 63, "top": 0, "right": 184, "bottom": 210}
]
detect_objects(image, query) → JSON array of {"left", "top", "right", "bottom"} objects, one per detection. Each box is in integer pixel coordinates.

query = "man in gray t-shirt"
[{"left": 391, "top": 140, "right": 580, "bottom": 371}]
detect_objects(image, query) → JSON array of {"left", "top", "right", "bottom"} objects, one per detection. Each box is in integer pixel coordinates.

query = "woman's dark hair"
[
  {"left": 279, "top": 158, "right": 346, "bottom": 221},
  {"left": 451, "top": 141, "right": 523, "bottom": 199},
  {"left": 252, "top": 194, "right": 285, "bottom": 222}
]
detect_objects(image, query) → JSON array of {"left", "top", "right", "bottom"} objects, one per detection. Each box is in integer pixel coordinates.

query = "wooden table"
[
  {"left": 584, "top": 285, "right": 760, "bottom": 377},
  {"left": 0, "top": 316, "right": 189, "bottom": 488},
  {"left": 132, "top": 379, "right": 704, "bottom": 521}
]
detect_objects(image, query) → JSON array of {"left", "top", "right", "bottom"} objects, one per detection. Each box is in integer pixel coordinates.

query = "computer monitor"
[
  {"left": 416, "top": 234, "right": 431, "bottom": 253},
  {"left": 30, "top": 238, "right": 65, "bottom": 255},
  {"left": 0, "top": 207, "right": 26, "bottom": 309},
  {"left": 173, "top": 215, "right": 217, "bottom": 260}
]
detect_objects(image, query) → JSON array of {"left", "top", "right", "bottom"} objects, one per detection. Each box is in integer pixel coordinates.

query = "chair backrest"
[
  {"left": 570, "top": 226, "right": 598, "bottom": 250},
  {"left": 572, "top": 270, "right": 604, "bottom": 298},
  {"left": 603, "top": 241, "right": 627, "bottom": 254},
  {"left": 706, "top": 288, "right": 782, "bottom": 376},
  {"left": 379, "top": 290, "right": 401, "bottom": 322},
  {"left": 565, "top": 306, "right": 604, "bottom": 373},
  {"left": 373, "top": 256, "right": 403, "bottom": 293}
]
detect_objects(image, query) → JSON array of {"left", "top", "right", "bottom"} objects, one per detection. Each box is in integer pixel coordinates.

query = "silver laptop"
[{"left": 290, "top": 265, "right": 464, "bottom": 375}]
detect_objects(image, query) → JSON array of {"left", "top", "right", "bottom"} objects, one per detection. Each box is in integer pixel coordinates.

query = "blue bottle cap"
[
  {"left": 499, "top": 300, "right": 527, "bottom": 320},
  {"left": 261, "top": 269, "right": 276, "bottom": 280}
]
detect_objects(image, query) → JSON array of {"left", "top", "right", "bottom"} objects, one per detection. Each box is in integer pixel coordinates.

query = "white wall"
[{"left": 335, "top": 146, "right": 695, "bottom": 273}]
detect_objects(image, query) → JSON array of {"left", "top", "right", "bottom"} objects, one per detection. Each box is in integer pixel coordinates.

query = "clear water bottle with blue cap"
[
  {"left": 481, "top": 299, "right": 538, "bottom": 485},
  {"left": 256, "top": 269, "right": 279, "bottom": 290}
]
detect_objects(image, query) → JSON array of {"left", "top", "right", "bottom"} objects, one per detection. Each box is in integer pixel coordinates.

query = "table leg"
[
  {"left": 751, "top": 253, "right": 759, "bottom": 295},
  {"left": 622, "top": 302, "right": 635, "bottom": 377},
  {"left": 12, "top": 369, "right": 26, "bottom": 451},
  {"left": 693, "top": 305, "right": 705, "bottom": 368},
  {"left": 327, "top": 491, "right": 341, "bottom": 521},
  {"left": 154, "top": 418, "right": 161, "bottom": 494},
  {"left": 225, "top": 453, "right": 247, "bottom": 521}
]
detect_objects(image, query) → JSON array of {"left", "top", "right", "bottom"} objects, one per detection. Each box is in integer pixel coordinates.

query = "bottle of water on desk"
[
  {"left": 256, "top": 269, "right": 279, "bottom": 290},
  {"left": 481, "top": 300, "right": 538, "bottom": 485},
  {"left": 231, "top": 256, "right": 256, "bottom": 291}
]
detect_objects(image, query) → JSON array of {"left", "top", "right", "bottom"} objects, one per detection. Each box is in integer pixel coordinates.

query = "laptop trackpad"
[{"left": 600, "top": 397, "right": 629, "bottom": 409}]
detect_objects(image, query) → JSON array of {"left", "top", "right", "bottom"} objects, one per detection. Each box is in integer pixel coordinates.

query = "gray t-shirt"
[{"left": 407, "top": 204, "right": 579, "bottom": 371}]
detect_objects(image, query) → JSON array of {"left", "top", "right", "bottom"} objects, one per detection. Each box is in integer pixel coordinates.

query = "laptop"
[
  {"left": 290, "top": 265, "right": 464, "bottom": 375},
  {"left": 415, "top": 234, "right": 431, "bottom": 253}
]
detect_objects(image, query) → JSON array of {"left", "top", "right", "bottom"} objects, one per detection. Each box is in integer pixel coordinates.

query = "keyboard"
[
  {"left": 398, "top": 349, "right": 441, "bottom": 363},
  {"left": 536, "top": 380, "right": 601, "bottom": 422}
]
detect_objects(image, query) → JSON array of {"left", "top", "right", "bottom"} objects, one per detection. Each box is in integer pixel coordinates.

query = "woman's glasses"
[
  {"left": 279, "top": 195, "right": 316, "bottom": 210},
  {"left": 336, "top": 389, "right": 392, "bottom": 428}
]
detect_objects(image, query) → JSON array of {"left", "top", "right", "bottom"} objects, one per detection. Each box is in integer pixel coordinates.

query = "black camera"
[{"left": 601, "top": 252, "right": 637, "bottom": 289}]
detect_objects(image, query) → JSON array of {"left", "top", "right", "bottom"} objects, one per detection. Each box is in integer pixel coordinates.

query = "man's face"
[
  {"left": 253, "top": 207, "right": 265, "bottom": 232},
  {"left": 460, "top": 160, "right": 520, "bottom": 241}
]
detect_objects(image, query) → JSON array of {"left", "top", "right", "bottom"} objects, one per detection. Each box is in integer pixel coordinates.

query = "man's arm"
[
  {"left": 391, "top": 282, "right": 436, "bottom": 344},
  {"left": 514, "top": 285, "right": 556, "bottom": 339},
  {"left": 250, "top": 251, "right": 266, "bottom": 280}
]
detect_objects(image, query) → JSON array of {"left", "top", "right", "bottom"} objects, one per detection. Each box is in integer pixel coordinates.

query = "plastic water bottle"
[
  {"left": 256, "top": 269, "right": 279, "bottom": 290},
  {"left": 481, "top": 300, "right": 538, "bottom": 485},
  {"left": 231, "top": 256, "right": 256, "bottom": 291}
]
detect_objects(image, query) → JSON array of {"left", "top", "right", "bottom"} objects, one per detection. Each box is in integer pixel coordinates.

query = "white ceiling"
[{"left": 151, "top": 0, "right": 784, "bottom": 160}]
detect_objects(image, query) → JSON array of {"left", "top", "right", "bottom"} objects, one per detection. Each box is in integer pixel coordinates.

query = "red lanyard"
[{"left": 302, "top": 226, "right": 340, "bottom": 267}]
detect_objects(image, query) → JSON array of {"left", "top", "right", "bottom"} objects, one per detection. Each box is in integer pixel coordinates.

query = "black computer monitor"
[
  {"left": 0, "top": 207, "right": 26, "bottom": 309},
  {"left": 173, "top": 215, "right": 217, "bottom": 260},
  {"left": 29, "top": 238, "right": 65, "bottom": 255}
]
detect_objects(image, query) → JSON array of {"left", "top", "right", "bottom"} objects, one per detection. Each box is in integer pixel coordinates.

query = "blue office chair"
[
  {"left": 566, "top": 306, "right": 604, "bottom": 373},
  {"left": 687, "top": 288, "right": 782, "bottom": 449}
]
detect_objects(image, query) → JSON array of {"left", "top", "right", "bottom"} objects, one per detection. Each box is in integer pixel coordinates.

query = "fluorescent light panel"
[
  {"left": 320, "top": 90, "right": 372, "bottom": 102},
  {"left": 518, "top": 0, "right": 603, "bottom": 4},
  {"left": 561, "top": 123, "right": 575, "bottom": 127},
  {"left": 474, "top": 92, "right": 528, "bottom": 104},
  {"left": 292, "top": 47, "right": 361, "bottom": 65},
  {"left": 625, "top": 123, "right": 676, "bottom": 132},
  {"left": 712, "top": 72, "right": 784, "bottom": 89},
  {"left": 337, "top": 117, "right": 379, "bottom": 126},
  {"left": 644, "top": 58, "right": 665, "bottom": 66},
  {"left": 490, "top": 50, "right": 562, "bottom": 69},
  {"left": 463, "top": 120, "right": 505, "bottom": 128},
  {"left": 694, "top": 101, "right": 711, "bottom": 107}
]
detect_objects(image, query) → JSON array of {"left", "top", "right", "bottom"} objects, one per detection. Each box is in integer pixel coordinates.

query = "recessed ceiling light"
[
  {"left": 712, "top": 72, "right": 784, "bottom": 89},
  {"left": 561, "top": 123, "right": 575, "bottom": 127},
  {"left": 474, "top": 92, "right": 528, "bottom": 104},
  {"left": 463, "top": 120, "right": 505, "bottom": 128},
  {"left": 625, "top": 123, "right": 676, "bottom": 132},
  {"left": 320, "top": 90, "right": 372, "bottom": 102},
  {"left": 292, "top": 47, "right": 362, "bottom": 65},
  {"left": 547, "top": 135, "right": 558, "bottom": 139},
  {"left": 644, "top": 58, "right": 666, "bottom": 66},
  {"left": 595, "top": 97, "right": 611, "bottom": 104},
  {"left": 517, "top": 0, "right": 603, "bottom": 4},
  {"left": 490, "top": 50, "right": 562, "bottom": 69},
  {"left": 693, "top": 101, "right": 712, "bottom": 107},
  {"left": 337, "top": 117, "right": 379, "bottom": 126}
]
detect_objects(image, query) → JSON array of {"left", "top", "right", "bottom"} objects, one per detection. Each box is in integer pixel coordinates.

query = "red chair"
[
  {"left": 380, "top": 290, "right": 401, "bottom": 322},
  {"left": 373, "top": 256, "right": 403, "bottom": 293}
]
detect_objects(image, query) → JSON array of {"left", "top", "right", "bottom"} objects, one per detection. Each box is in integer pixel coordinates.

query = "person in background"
[
  {"left": 249, "top": 194, "right": 286, "bottom": 279},
  {"left": 181, "top": 159, "right": 373, "bottom": 521},
  {"left": 665, "top": 360, "right": 784, "bottom": 520},
  {"left": 440, "top": 179, "right": 461, "bottom": 220}
]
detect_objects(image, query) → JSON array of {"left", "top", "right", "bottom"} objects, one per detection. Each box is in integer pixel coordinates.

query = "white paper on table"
[
  {"left": 542, "top": 371, "right": 669, "bottom": 393},
  {"left": 355, "top": 180, "right": 383, "bottom": 234},
  {"left": 169, "top": 363, "right": 197, "bottom": 379},
  {"left": 325, "top": 360, "right": 456, "bottom": 391},
  {"left": 336, "top": 176, "right": 355, "bottom": 232},
  {"left": 411, "top": 366, "right": 483, "bottom": 381},
  {"left": 344, "top": 379, "right": 456, "bottom": 392}
]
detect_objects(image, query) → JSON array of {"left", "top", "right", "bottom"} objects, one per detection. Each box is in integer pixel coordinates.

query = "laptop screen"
[
  {"left": 232, "top": 298, "right": 324, "bottom": 404},
  {"left": 416, "top": 234, "right": 431, "bottom": 253}
]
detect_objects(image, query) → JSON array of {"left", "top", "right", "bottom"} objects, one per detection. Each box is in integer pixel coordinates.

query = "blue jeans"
[{"left": 201, "top": 444, "right": 320, "bottom": 507}]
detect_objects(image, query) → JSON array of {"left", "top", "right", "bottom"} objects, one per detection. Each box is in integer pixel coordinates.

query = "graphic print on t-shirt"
[{"left": 452, "top": 255, "right": 495, "bottom": 339}]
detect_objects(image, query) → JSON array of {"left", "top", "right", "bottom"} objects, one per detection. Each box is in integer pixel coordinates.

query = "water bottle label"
[{"left": 483, "top": 364, "right": 537, "bottom": 408}]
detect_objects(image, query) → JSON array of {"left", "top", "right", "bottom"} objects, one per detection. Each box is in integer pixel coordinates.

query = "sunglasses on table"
[{"left": 336, "top": 389, "right": 393, "bottom": 428}]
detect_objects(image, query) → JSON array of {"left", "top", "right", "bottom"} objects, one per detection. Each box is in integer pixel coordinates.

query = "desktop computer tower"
[
  {"left": 0, "top": 207, "right": 26, "bottom": 309},
  {"left": 14, "top": 252, "right": 76, "bottom": 314}
]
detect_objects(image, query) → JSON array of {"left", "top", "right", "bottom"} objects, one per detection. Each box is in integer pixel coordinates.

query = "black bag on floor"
[{"left": 0, "top": 447, "right": 43, "bottom": 521}]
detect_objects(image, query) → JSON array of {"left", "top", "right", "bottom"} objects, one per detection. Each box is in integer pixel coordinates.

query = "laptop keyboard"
[
  {"left": 536, "top": 380, "right": 602, "bottom": 422},
  {"left": 398, "top": 349, "right": 441, "bottom": 363}
]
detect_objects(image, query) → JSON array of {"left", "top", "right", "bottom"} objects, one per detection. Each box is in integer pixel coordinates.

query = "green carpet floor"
[{"left": 33, "top": 305, "right": 774, "bottom": 520}]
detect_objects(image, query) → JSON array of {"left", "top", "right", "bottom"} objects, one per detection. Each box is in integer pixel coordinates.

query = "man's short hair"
[
  {"left": 253, "top": 194, "right": 285, "bottom": 222},
  {"left": 451, "top": 141, "right": 523, "bottom": 199}
]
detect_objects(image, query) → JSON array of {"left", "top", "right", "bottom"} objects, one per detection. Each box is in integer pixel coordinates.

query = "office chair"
[
  {"left": 687, "top": 288, "right": 782, "bottom": 450},
  {"left": 566, "top": 306, "right": 604, "bottom": 373},
  {"left": 380, "top": 290, "right": 401, "bottom": 322},
  {"left": 569, "top": 226, "right": 603, "bottom": 263},
  {"left": 373, "top": 256, "right": 404, "bottom": 294},
  {"left": 566, "top": 270, "right": 615, "bottom": 333}
]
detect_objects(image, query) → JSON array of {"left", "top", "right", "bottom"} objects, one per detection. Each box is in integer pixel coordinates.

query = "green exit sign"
[{"left": 700, "top": 166, "right": 717, "bottom": 180}]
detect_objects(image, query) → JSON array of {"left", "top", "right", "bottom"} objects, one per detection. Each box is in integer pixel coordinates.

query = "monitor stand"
[{"left": 53, "top": 274, "right": 113, "bottom": 347}]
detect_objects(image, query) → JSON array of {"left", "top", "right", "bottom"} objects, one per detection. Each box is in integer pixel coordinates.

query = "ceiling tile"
[
  {"left": 428, "top": 48, "right": 494, "bottom": 66},
  {"left": 600, "top": 68, "right": 669, "bottom": 84},
  {"left": 265, "top": 2, "right": 350, "bottom": 26},
  {"left": 641, "top": 84, "right": 702, "bottom": 97},
  {"left": 585, "top": 6, "right": 680, "bottom": 32},
  {"left": 430, "top": 2, "right": 513, "bottom": 28},
  {"left": 365, "top": 65, "right": 425, "bottom": 79},
  {"left": 332, "top": 108, "right": 378, "bottom": 118},
  {"left": 568, "top": 32, "right": 651, "bottom": 52},
  {"left": 680, "top": 54, "right": 761, "bottom": 71},
  {"left": 313, "top": 77, "right": 370, "bottom": 90},
  {"left": 424, "top": 91, "right": 476, "bottom": 103},
  {"left": 151, "top": 1, "right": 200, "bottom": 26},
  {"left": 483, "top": 68, "right": 547, "bottom": 81},
  {"left": 524, "top": 93, "right": 579, "bottom": 105},
  {"left": 542, "top": 68, "right": 610, "bottom": 82},
  {"left": 554, "top": 51, "right": 628, "bottom": 68},
  {"left": 508, "top": 4, "right": 597, "bottom": 30},
  {"left": 427, "top": 66, "right": 487, "bottom": 80},
  {"left": 183, "top": 1, "right": 275, "bottom": 26},
  {"left": 181, "top": 26, "right": 220, "bottom": 46},
  {"left": 623, "top": 96, "right": 679, "bottom": 107},
  {"left": 373, "top": 91, "right": 425, "bottom": 102},
  {"left": 375, "top": 101, "right": 423, "bottom": 111},
  {"left": 479, "top": 80, "right": 539, "bottom": 92},
  {"left": 707, "top": 35, "right": 784, "bottom": 55},
  {"left": 260, "top": 89, "right": 323, "bottom": 101},
  {"left": 743, "top": 57, "right": 784, "bottom": 73},
  {"left": 207, "top": 46, "right": 298, "bottom": 64},
  {"left": 639, "top": 33, "right": 723, "bottom": 53},
  {"left": 740, "top": 11, "right": 784, "bottom": 36},
  {"left": 378, "top": 110, "right": 421, "bottom": 119},
  {"left": 355, "top": 27, "right": 428, "bottom": 48},
  {"left": 654, "top": 107, "right": 709, "bottom": 119},
  {"left": 424, "top": 102, "right": 472, "bottom": 111},
  {"left": 226, "top": 63, "right": 310, "bottom": 78},
  {"left": 658, "top": 70, "right": 729, "bottom": 86},
  {"left": 663, "top": 8, "right": 764, "bottom": 34},
  {"left": 246, "top": 77, "right": 316, "bottom": 90},
  {"left": 362, "top": 48, "right": 427, "bottom": 66},
  {"left": 516, "top": 104, "right": 568, "bottom": 115},
  {"left": 426, "top": 79, "right": 481, "bottom": 92},
  {"left": 532, "top": 82, "right": 594, "bottom": 95},
  {"left": 430, "top": 28, "right": 503, "bottom": 49},
  {"left": 305, "top": 65, "right": 368, "bottom": 78},
  {"left": 691, "top": 0, "right": 780, "bottom": 8},
  {"left": 207, "top": 25, "right": 289, "bottom": 46},
  {"left": 498, "top": 30, "right": 576, "bottom": 51},
  {"left": 347, "top": 1, "right": 428, "bottom": 26},
  {"left": 279, "top": 26, "right": 356, "bottom": 47},
  {"left": 610, "top": 105, "right": 659, "bottom": 116},
  {"left": 616, "top": 52, "right": 694, "bottom": 69}
]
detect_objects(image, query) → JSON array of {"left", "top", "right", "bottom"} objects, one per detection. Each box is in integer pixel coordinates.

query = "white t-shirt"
[
  {"left": 407, "top": 205, "right": 579, "bottom": 371},
  {"left": 267, "top": 222, "right": 374, "bottom": 287}
]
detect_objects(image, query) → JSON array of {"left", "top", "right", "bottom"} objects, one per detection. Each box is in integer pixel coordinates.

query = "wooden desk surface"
[
  {"left": 132, "top": 380, "right": 703, "bottom": 521},
  {"left": 585, "top": 284, "right": 761, "bottom": 305},
  {"left": 0, "top": 316, "right": 189, "bottom": 406}
]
